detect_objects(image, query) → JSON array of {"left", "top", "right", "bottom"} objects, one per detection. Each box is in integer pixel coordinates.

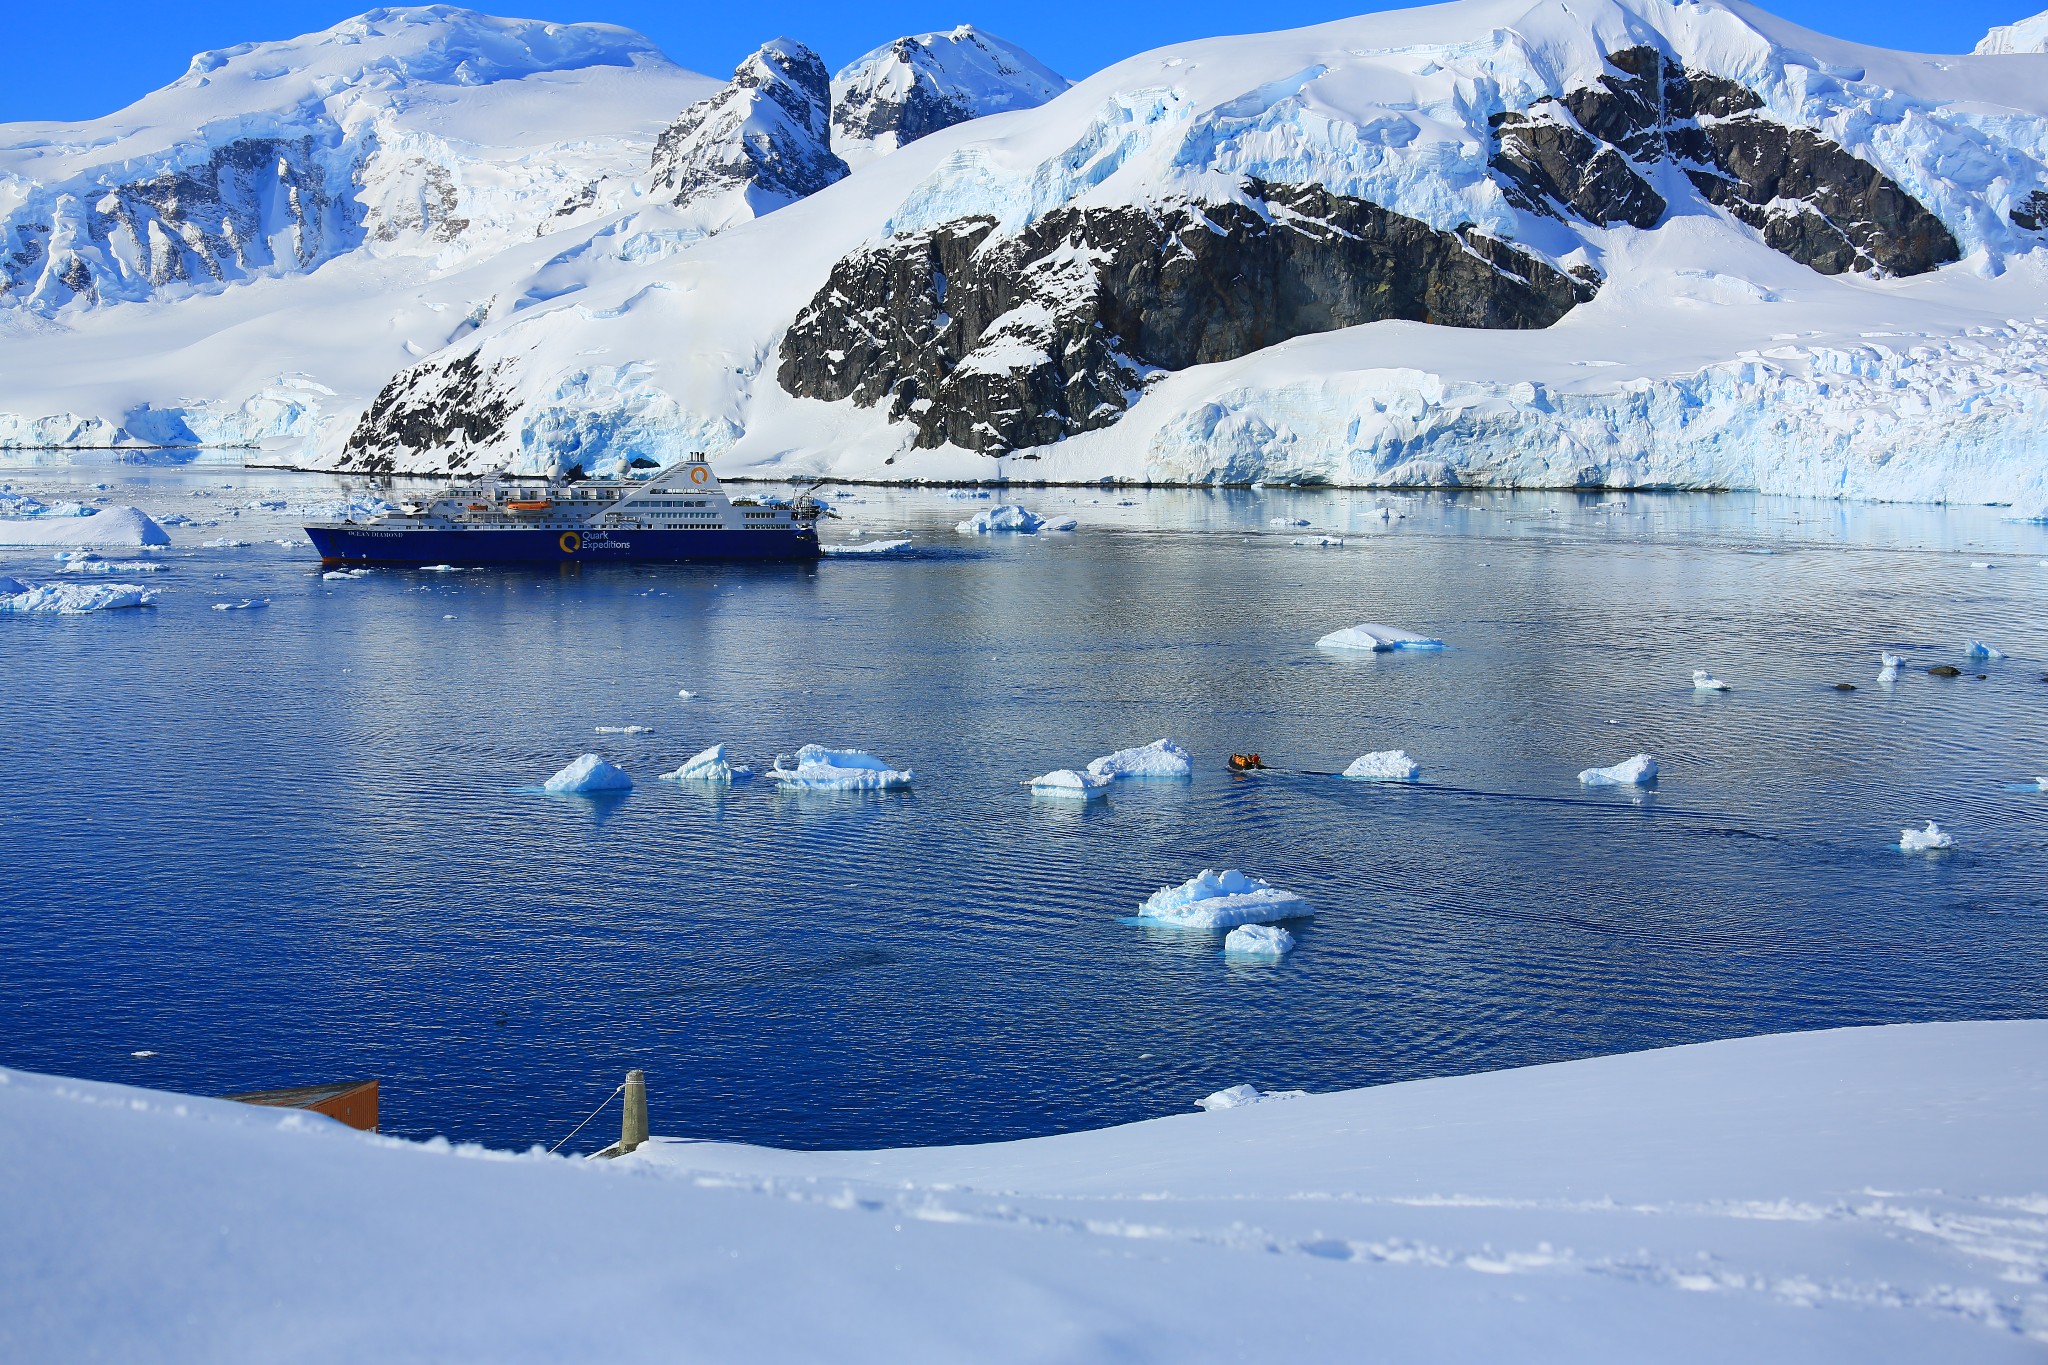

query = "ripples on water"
[{"left": 2, "top": 464, "right": 2044, "bottom": 1152}]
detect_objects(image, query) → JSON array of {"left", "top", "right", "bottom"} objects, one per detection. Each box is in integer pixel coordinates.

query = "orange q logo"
[
  {"left": 690, "top": 466, "right": 709, "bottom": 485},
  {"left": 559, "top": 531, "right": 581, "bottom": 553}
]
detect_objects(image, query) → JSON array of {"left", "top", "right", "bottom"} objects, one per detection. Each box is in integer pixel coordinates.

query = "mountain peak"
[
  {"left": 830, "top": 27, "right": 1068, "bottom": 166},
  {"left": 1975, "top": 8, "right": 2048, "bottom": 53},
  {"left": 649, "top": 38, "right": 847, "bottom": 227}
]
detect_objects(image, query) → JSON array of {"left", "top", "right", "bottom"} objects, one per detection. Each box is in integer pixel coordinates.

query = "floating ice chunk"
[
  {"left": 211, "top": 599, "right": 268, "bottom": 611},
  {"left": 1134, "top": 869, "right": 1313, "bottom": 930},
  {"left": 1291, "top": 536, "right": 1345, "bottom": 547},
  {"left": 822, "top": 539, "right": 914, "bottom": 556},
  {"left": 956, "top": 505, "right": 1047, "bottom": 535},
  {"left": 1195, "top": 1083, "right": 1308, "bottom": 1111},
  {"left": 58, "top": 554, "right": 164, "bottom": 574},
  {"left": 1027, "top": 768, "right": 1113, "bottom": 799},
  {"left": 1692, "top": 671, "right": 1731, "bottom": 691},
  {"left": 543, "top": 754, "right": 633, "bottom": 794},
  {"left": 1315, "top": 623, "right": 1446, "bottom": 652},
  {"left": 0, "top": 580, "right": 158, "bottom": 613},
  {"left": 1878, "top": 651, "right": 1903, "bottom": 682},
  {"left": 1223, "top": 924, "right": 1296, "bottom": 959},
  {"left": 1579, "top": 754, "right": 1658, "bottom": 787},
  {"left": 660, "top": 744, "right": 753, "bottom": 784},
  {"left": 594, "top": 725, "right": 652, "bottom": 735},
  {"left": 1970, "top": 562, "right": 1993, "bottom": 570},
  {"left": 1045, "top": 517, "right": 1079, "bottom": 532},
  {"left": 1341, "top": 750, "right": 1420, "bottom": 781},
  {"left": 322, "top": 568, "right": 374, "bottom": 581},
  {"left": 1086, "top": 739, "right": 1193, "bottom": 781},
  {"left": 1269, "top": 518, "right": 1309, "bottom": 527},
  {"left": 770, "top": 744, "right": 913, "bottom": 790},
  {"left": 130, "top": 1050, "right": 156, "bottom": 1059},
  {"left": 201, "top": 539, "right": 253, "bottom": 549},
  {"left": 420, "top": 564, "right": 461, "bottom": 572},
  {"left": 0, "top": 506, "right": 170, "bottom": 547},
  {"left": 1898, "top": 821, "right": 1953, "bottom": 853},
  {"left": 1965, "top": 640, "right": 2003, "bottom": 660},
  {"left": 2035, "top": 778, "right": 2048, "bottom": 793}
]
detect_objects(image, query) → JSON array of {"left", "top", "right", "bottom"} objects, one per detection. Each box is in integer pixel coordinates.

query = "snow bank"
[
  {"left": 955, "top": 505, "right": 1045, "bottom": 534},
  {"left": 1579, "top": 754, "right": 1657, "bottom": 787},
  {"left": 1691, "top": 671, "right": 1730, "bottom": 692},
  {"left": 1134, "top": 869, "right": 1313, "bottom": 930},
  {"left": 1195, "top": 1083, "right": 1308, "bottom": 1110},
  {"left": 0, "top": 507, "right": 171, "bottom": 547},
  {"left": 1316, "top": 623, "right": 1446, "bottom": 652},
  {"left": 543, "top": 754, "right": 633, "bottom": 794},
  {"left": 1899, "top": 821, "right": 1954, "bottom": 852},
  {"left": 1222, "top": 924, "right": 1297, "bottom": 959},
  {"left": 659, "top": 744, "right": 753, "bottom": 784},
  {"left": 1085, "top": 739, "right": 1193, "bottom": 781},
  {"left": 0, "top": 580, "right": 158, "bottom": 613},
  {"left": 1341, "top": 750, "right": 1420, "bottom": 781},
  {"left": 770, "top": 744, "right": 913, "bottom": 790},
  {"left": 1026, "top": 768, "right": 1113, "bottom": 799},
  {"left": 822, "top": 538, "right": 914, "bottom": 556}
]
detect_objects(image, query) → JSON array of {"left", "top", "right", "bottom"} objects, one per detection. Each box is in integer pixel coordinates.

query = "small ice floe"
[
  {"left": 594, "top": 725, "right": 652, "bottom": 735},
  {"left": 1692, "top": 671, "right": 1731, "bottom": 691},
  {"left": 1965, "top": 640, "right": 2003, "bottom": 661},
  {"left": 1970, "top": 562, "right": 1993, "bottom": 570},
  {"left": 1223, "top": 923, "right": 1296, "bottom": 960},
  {"left": 1045, "top": 516, "right": 1079, "bottom": 532},
  {"left": 1341, "top": 750, "right": 1420, "bottom": 781},
  {"left": 1, "top": 579, "right": 157, "bottom": 613},
  {"left": 0, "top": 506, "right": 171, "bottom": 548},
  {"left": 1898, "top": 821, "right": 1954, "bottom": 853},
  {"left": 1291, "top": 536, "right": 1345, "bottom": 547},
  {"left": 1579, "top": 754, "right": 1657, "bottom": 787},
  {"left": 1315, "top": 623, "right": 1446, "bottom": 652},
  {"left": 130, "top": 1050, "right": 157, "bottom": 1059},
  {"left": 660, "top": 744, "right": 753, "bottom": 784},
  {"left": 58, "top": 553, "right": 164, "bottom": 574},
  {"left": 211, "top": 599, "right": 269, "bottom": 611},
  {"left": 1027, "top": 768, "right": 1114, "bottom": 800},
  {"left": 543, "top": 754, "right": 633, "bottom": 794},
  {"left": 1196, "top": 1083, "right": 1308, "bottom": 1111},
  {"left": 822, "top": 539, "right": 914, "bottom": 556},
  {"left": 419, "top": 564, "right": 461, "bottom": 572},
  {"left": 322, "top": 568, "right": 374, "bottom": 581},
  {"left": 273, "top": 538, "right": 310, "bottom": 548},
  {"left": 769, "top": 745, "right": 913, "bottom": 791},
  {"left": 1086, "top": 738, "right": 1193, "bottom": 781},
  {"left": 1133, "top": 870, "right": 1312, "bottom": 930},
  {"left": 1878, "top": 651, "right": 1903, "bottom": 682},
  {"left": 956, "top": 505, "right": 1046, "bottom": 535},
  {"left": 676, "top": 689, "right": 696, "bottom": 700},
  {"left": 201, "top": 538, "right": 253, "bottom": 549},
  {"left": 1269, "top": 517, "right": 1310, "bottom": 528}
]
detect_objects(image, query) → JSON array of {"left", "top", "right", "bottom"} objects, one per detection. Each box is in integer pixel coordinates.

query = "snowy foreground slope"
[{"left": 3, "top": 1023, "right": 2045, "bottom": 1361}]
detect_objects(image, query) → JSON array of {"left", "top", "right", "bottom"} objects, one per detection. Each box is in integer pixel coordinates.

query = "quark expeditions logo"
[{"left": 559, "top": 531, "right": 581, "bottom": 553}]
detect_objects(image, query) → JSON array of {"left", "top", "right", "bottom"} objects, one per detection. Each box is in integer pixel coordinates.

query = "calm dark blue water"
[{"left": 4, "top": 461, "right": 2045, "bottom": 1153}]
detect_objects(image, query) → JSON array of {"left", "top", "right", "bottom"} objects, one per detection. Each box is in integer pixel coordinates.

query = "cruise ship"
[{"left": 305, "top": 456, "right": 822, "bottom": 565}]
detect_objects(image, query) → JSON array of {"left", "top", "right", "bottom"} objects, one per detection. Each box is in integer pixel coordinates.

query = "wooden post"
[{"left": 619, "top": 1069, "right": 648, "bottom": 1155}]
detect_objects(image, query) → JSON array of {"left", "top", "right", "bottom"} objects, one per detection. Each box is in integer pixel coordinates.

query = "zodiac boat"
[{"left": 305, "top": 456, "right": 822, "bottom": 565}]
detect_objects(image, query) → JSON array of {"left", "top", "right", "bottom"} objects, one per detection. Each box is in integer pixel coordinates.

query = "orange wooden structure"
[{"left": 224, "top": 1079, "right": 379, "bottom": 1132}]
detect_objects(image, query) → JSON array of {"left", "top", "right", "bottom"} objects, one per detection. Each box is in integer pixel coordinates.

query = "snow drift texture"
[{"left": 6, "top": 0, "right": 2048, "bottom": 508}]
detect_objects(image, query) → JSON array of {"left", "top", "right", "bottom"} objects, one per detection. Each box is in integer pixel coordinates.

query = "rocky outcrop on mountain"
[
  {"left": 830, "top": 27, "right": 1068, "bottom": 165},
  {"left": 648, "top": 39, "right": 846, "bottom": 221},
  {"left": 2011, "top": 190, "right": 2048, "bottom": 232},
  {"left": 342, "top": 349, "right": 516, "bottom": 474},
  {"left": 778, "top": 180, "right": 1595, "bottom": 454},
  {"left": 1490, "top": 47, "right": 1958, "bottom": 276}
]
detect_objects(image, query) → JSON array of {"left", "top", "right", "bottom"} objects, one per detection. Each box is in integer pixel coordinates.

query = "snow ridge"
[
  {"left": 831, "top": 27, "right": 1069, "bottom": 168},
  {"left": 648, "top": 39, "right": 847, "bottom": 231}
]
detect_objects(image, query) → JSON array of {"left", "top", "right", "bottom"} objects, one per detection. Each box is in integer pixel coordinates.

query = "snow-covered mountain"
[
  {"left": 5, "top": 1, "right": 2048, "bottom": 505},
  {"left": 648, "top": 38, "right": 847, "bottom": 233},
  {"left": 830, "top": 27, "right": 1069, "bottom": 168},
  {"left": 1975, "top": 8, "right": 2048, "bottom": 54}
]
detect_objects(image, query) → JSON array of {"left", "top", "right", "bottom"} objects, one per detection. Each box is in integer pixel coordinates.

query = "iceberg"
[
  {"left": 1085, "top": 739, "right": 1192, "bottom": 781},
  {"left": 58, "top": 554, "right": 165, "bottom": 574},
  {"left": 822, "top": 538, "right": 914, "bottom": 556},
  {"left": 1341, "top": 750, "right": 1420, "bottom": 781},
  {"left": 1898, "top": 821, "right": 1954, "bottom": 853},
  {"left": 955, "top": 505, "right": 1045, "bottom": 534},
  {"left": 210, "top": 599, "right": 268, "bottom": 611},
  {"left": 1195, "top": 1083, "right": 1308, "bottom": 1111},
  {"left": 1045, "top": 517, "right": 1078, "bottom": 532},
  {"left": 1222, "top": 923, "right": 1296, "bottom": 959},
  {"left": 660, "top": 744, "right": 753, "bottom": 784},
  {"left": 1315, "top": 623, "right": 1445, "bottom": 652},
  {"left": 1133, "top": 869, "right": 1313, "bottom": 930},
  {"left": 1579, "top": 754, "right": 1657, "bottom": 787},
  {"left": 770, "top": 744, "right": 913, "bottom": 790},
  {"left": 1027, "top": 768, "right": 1113, "bottom": 799},
  {"left": 1, "top": 579, "right": 158, "bottom": 613},
  {"left": 1692, "top": 671, "right": 1731, "bottom": 692},
  {"left": 1965, "top": 640, "right": 2003, "bottom": 661},
  {"left": 1878, "top": 651, "right": 1903, "bottom": 682},
  {"left": 0, "top": 507, "right": 170, "bottom": 548},
  {"left": 594, "top": 725, "right": 652, "bottom": 735},
  {"left": 543, "top": 754, "right": 633, "bottom": 794}
]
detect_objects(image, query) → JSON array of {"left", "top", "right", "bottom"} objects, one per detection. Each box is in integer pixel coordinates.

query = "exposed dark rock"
[
  {"left": 778, "top": 180, "right": 1594, "bottom": 453},
  {"left": 1488, "top": 46, "right": 1958, "bottom": 277},
  {"left": 342, "top": 349, "right": 515, "bottom": 474},
  {"left": 1927, "top": 664, "right": 1963, "bottom": 677},
  {"left": 2014, "top": 190, "right": 2048, "bottom": 232},
  {"left": 1831, "top": 682, "right": 1858, "bottom": 691},
  {"left": 649, "top": 39, "right": 847, "bottom": 212}
]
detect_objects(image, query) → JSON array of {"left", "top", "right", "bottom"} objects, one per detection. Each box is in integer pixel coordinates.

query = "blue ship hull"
[{"left": 308, "top": 524, "right": 819, "bottom": 565}]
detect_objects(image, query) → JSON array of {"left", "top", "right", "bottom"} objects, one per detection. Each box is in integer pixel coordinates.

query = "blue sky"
[{"left": 2, "top": 0, "right": 2036, "bottom": 123}]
